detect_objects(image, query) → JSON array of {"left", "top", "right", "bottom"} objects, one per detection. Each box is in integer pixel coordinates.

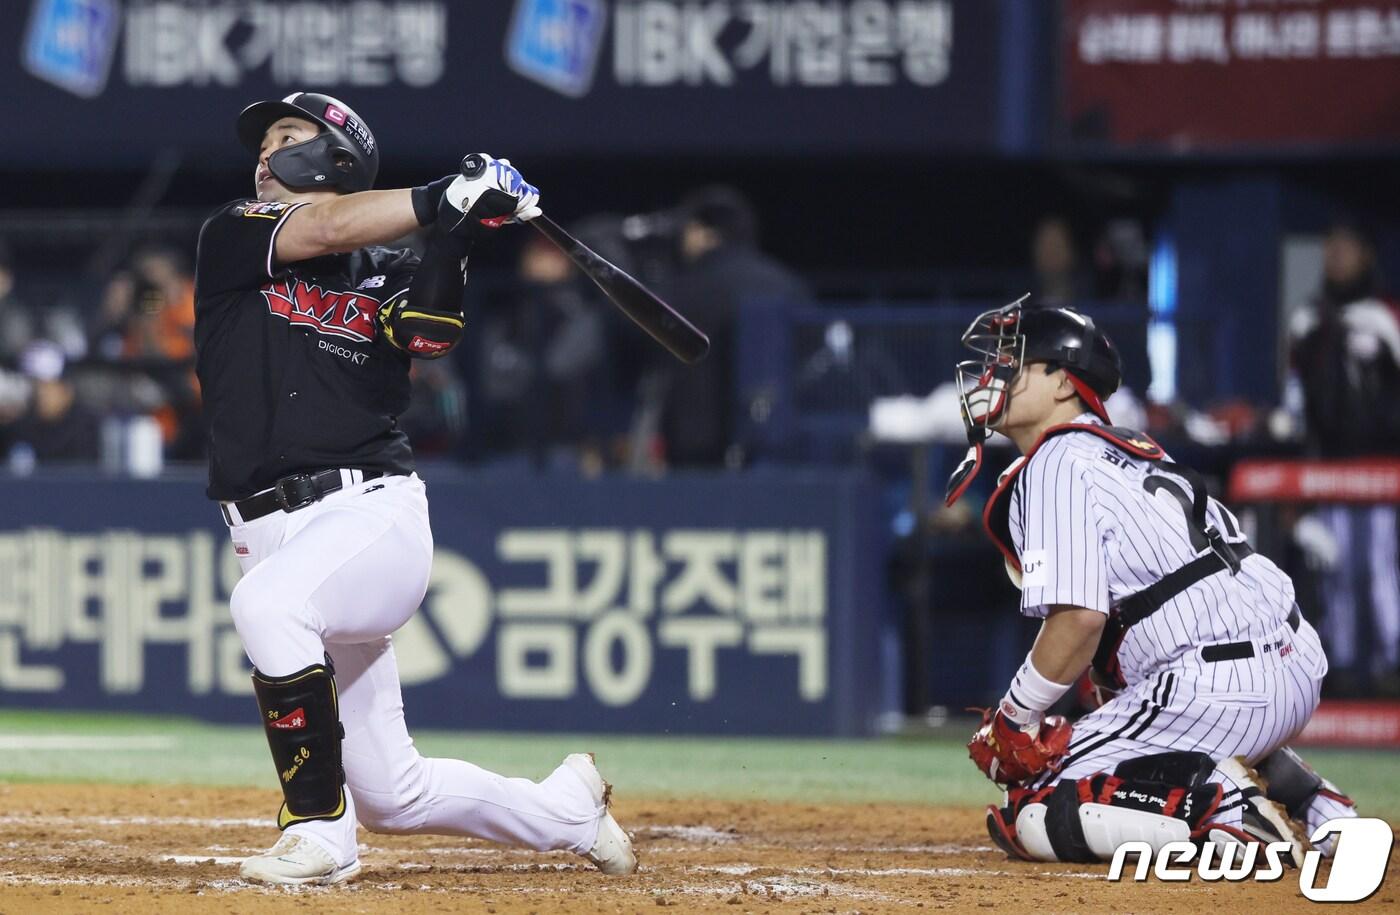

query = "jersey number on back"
[{"left": 1143, "top": 475, "right": 1240, "bottom": 553}]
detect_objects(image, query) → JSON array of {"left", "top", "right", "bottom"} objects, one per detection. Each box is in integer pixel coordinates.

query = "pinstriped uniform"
[{"left": 1009, "top": 416, "right": 1330, "bottom": 813}]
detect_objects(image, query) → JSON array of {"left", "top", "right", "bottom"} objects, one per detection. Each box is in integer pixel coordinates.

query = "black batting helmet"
[{"left": 236, "top": 92, "right": 379, "bottom": 193}]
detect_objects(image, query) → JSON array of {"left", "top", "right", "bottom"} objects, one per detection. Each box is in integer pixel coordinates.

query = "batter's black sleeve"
[
  {"left": 194, "top": 199, "right": 308, "bottom": 300},
  {"left": 377, "top": 229, "right": 471, "bottom": 359}
]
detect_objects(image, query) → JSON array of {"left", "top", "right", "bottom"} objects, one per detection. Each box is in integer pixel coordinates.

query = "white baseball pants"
[
  {"left": 224, "top": 472, "right": 602, "bottom": 867},
  {"left": 1030, "top": 614, "right": 1333, "bottom": 826}
]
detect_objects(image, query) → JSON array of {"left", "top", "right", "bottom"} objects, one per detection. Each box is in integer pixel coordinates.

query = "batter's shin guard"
[{"left": 251, "top": 659, "right": 347, "bottom": 829}]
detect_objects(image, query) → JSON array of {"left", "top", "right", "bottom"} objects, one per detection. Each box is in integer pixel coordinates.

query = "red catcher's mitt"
[{"left": 967, "top": 708, "right": 1072, "bottom": 785}]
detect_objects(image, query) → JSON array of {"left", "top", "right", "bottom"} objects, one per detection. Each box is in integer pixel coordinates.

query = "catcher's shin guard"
[
  {"left": 251, "top": 659, "right": 348, "bottom": 829},
  {"left": 1256, "top": 745, "right": 1356, "bottom": 819},
  {"left": 1009, "top": 772, "right": 1223, "bottom": 862},
  {"left": 1256, "top": 746, "right": 1355, "bottom": 858},
  {"left": 1211, "top": 756, "right": 1311, "bottom": 866}
]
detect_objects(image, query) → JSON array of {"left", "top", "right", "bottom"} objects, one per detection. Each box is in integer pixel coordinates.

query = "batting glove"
[{"left": 442, "top": 154, "right": 541, "bottom": 236}]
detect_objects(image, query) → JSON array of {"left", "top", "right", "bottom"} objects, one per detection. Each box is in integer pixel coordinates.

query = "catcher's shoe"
[
  {"left": 562, "top": 752, "right": 638, "bottom": 875},
  {"left": 984, "top": 786, "right": 1042, "bottom": 861},
  {"left": 239, "top": 833, "right": 361, "bottom": 886},
  {"left": 1205, "top": 757, "right": 1310, "bottom": 866},
  {"left": 986, "top": 804, "right": 1034, "bottom": 861}
]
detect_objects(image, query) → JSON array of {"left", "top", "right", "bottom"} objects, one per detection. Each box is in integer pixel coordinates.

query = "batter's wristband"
[{"left": 411, "top": 174, "right": 457, "bottom": 226}]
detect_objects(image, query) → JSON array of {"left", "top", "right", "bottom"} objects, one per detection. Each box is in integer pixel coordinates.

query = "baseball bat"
[
  {"left": 529, "top": 215, "right": 710, "bottom": 364},
  {"left": 458, "top": 154, "right": 709, "bottom": 365}
]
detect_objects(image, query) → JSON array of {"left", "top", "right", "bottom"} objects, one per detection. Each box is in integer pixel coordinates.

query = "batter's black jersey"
[{"left": 194, "top": 198, "right": 418, "bottom": 501}]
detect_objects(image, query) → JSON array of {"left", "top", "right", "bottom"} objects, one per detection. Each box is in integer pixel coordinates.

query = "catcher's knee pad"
[
  {"left": 1256, "top": 746, "right": 1355, "bottom": 821},
  {"left": 251, "top": 659, "right": 347, "bottom": 829},
  {"left": 1010, "top": 774, "right": 1224, "bottom": 862},
  {"left": 1112, "top": 751, "right": 1216, "bottom": 787}
]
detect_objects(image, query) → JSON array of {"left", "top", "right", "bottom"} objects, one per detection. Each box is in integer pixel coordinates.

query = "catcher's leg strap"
[
  {"left": 251, "top": 660, "right": 348, "bottom": 829},
  {"left": 1256, "top": 746, "right": 1355, "bottom": 820},
  {"left": 1009, "top": 773, "right": 1223, "bottom": 862}
]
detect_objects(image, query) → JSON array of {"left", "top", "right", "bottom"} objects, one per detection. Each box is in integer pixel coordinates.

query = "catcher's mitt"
[{"left": 967, "top": 707, "right": 1071, "bottom": 785}]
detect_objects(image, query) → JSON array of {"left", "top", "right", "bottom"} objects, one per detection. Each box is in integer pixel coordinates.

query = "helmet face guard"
[
  {"left": 945, "top": 297, "right": 1028, "bottom": 506},
  {"left": 955, "top": 297, "right": 1029, "bottom": 437},
  {"left": 266, "top": 133, "right": 364, "bottom": 191}
]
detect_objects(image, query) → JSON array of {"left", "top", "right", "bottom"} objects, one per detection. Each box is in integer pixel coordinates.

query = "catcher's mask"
[{"left": 945, "top": 297, "right": 1121, "bottom": 506}]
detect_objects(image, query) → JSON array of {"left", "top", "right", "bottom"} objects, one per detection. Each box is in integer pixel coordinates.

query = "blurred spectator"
[
  {"left": 0, "top": 368, "right": 29, "bottom": 429},
  {"left": 1289, "top": 219, "right": 1400, "bottom": 695},
  {"left": 0, "top": 241, "right": 27, "bottom": 357},
  {"left": 1092, "top": 218, "right": 1150, "bottom": 301},
  {"left": 474, "top": 232, "right": 610, "bottom": 470},
  {"left": 659, "top": 186, "right": 810, "bottom": 468},
  {"left": 0, "top": 341, "right": 100, "bottom": 468},
  {"left": 1031, "top": 216, "right": 1086, "bottom": 305},
  {"left": 399, "top": 359, "right": 467, "bottom": 457},
  {"left": 93, "top": 246, "right": 203, "bottom": 458},
  {"left": 95, "top": 245, "right": 196, "bottom": 361},
  {"left": 0, "top": 241, "right": 88, "bottom": 361}
]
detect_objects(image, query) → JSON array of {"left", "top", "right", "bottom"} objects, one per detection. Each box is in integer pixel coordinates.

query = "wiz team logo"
[{"left": 261, "top": 279, "right": 378, "bottom": 343}]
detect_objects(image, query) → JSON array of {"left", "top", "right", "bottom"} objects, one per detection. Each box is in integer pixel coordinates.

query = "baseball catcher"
[
  {"left": 193, "top": 92, "right": 636, "bottom": 884},
  {"left": 948, "top": 298, "right": 1357, "bottom": 865}
]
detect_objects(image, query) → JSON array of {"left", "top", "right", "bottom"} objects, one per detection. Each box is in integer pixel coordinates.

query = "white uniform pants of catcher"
[
  {"left": 223, "top": 472, "right": 601, "bottom": 868},
  {"left": 1029, "top": 613, "right": 1352, "bottom": 838}
]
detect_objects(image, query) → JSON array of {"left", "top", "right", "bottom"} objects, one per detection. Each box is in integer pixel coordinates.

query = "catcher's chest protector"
[
  {"left": 982, "top": 423, "right": 1253, "bottom": 689},
  {"left": 981, "top": 423, "right": 1166, "bottom": 574}
]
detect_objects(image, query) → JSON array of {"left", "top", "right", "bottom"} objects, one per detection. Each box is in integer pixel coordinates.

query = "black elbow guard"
[{"left": 378, "top": 294, "right": 464, "bottom": 358}]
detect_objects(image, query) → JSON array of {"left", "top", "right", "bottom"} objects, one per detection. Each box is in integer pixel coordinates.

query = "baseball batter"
[
  {"left": 947, "top": 299, "right": 1357, "bottom": 864},
  {"left": 192, "top": 92, "right": 636, "bottom": 885}
]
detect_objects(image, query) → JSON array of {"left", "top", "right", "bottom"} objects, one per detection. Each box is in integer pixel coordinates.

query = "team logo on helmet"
[{"left": 237, "top": 92, "right": 379, "bottom": 192}]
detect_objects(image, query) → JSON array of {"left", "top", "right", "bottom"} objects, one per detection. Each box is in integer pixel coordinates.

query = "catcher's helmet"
[
  {"left": 237, "top": 92, "right": 379, "bottom": 193},
  {"left": 955, "top": 296, "right": 1121, "bottom": 432},
  {"left": 1019, "top": 306, "right": 1122, "bottom": 413},
  {"left": 945, "top": 297, "right": 1122, "bottom": 506}
]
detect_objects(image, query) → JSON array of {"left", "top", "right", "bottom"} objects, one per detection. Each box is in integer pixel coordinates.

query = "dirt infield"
[{"left": 0, "top": 784, "right": 1393, "bottom": 913}]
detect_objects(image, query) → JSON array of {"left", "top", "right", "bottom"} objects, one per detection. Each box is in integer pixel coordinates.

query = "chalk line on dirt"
[{"left": 0, "top": 735, "right": 178, "bottom": 751}]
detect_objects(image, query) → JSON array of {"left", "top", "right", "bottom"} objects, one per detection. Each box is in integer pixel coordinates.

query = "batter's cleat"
[
  {"left": 238, "top": 833, "right": 362, "bottom": 886},
  {"left": 1211, "top": 756, "right": 1311, "bottom": 866},
  {"left": 562, "top": 752, "right": 639, "bottom": 875}
]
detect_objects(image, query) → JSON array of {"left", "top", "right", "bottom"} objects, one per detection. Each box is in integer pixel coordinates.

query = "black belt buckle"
[{"left": 273, "top": 473, "right": 320, "bottom": 512}]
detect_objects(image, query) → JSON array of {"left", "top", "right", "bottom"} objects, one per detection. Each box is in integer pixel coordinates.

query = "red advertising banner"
[
  {"left": 1063, "top": 0, "right": 1400, "bottom": 150},
  {"left": 1228, "top": 458, "right": 1400, "bottom": 503},
  {"left": 1295, "top": 700, "right": 1400, "bottom": 747}
]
